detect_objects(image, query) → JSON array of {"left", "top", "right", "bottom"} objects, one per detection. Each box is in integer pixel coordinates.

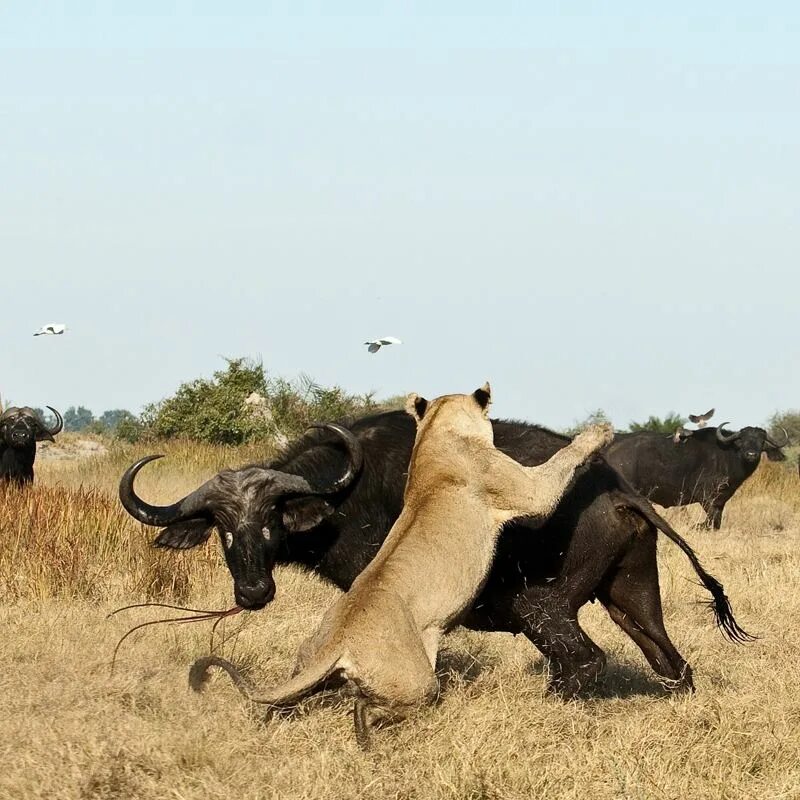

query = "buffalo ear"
[
  {"left": 406, "top": 393, "right": 429, "bottom": 422},
  {"left": 473, "top": 382, "right": 492, "bottom": 415},
  {"left": 35, "top": 429, "right": 56, "bottom": 443},
  {"left": 764, "top": 446, "right": 786, "bottom": 462},
  {"left": 281, "top": 496, "right": 335, "bottom": 532},
  {"left": 153, "top": 519, "right": 214, "bottom": 549}
]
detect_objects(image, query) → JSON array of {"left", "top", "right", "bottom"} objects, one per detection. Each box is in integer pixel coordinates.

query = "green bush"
[
  {"left": 140, "top": 358, "right": 381, "bottom": 445},
  {"left": 628, "top": 412, "right": 687, "bottom": 434},
  {"left": 114, "top": 415, "right": 145, "bottom": 444},
  {"left": 767, "top": 410, "right": 800, "bottom": 444},
  {"left": 563, "top": 409, "right": 612, "bottom": 437}
]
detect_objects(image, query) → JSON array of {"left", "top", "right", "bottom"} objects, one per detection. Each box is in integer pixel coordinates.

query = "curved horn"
[
  {"left": 308, "top": 423, "right": 364, "bottom": 495},
  {"left": 119, "top": 455, "right": 216, "bottom": 527},
  {"left": 764, "top": 426, "right": 790, "bottom": 449},
  {"left": 44, "top": 406, "right": 63, "bottom": 436},
  {"left": 715, "top": 423, "right": 741, "bottom": 444}
]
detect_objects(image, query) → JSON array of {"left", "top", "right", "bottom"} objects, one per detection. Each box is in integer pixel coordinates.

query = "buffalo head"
[
  {"left": 119, "top": 424, "right": 363, "bottom": 610},
  {"left": 0, "top": 406, "right": 63, "bottom": 449},
  {"left": 714, "top": 423, "right": 789, "bottom": 464}
]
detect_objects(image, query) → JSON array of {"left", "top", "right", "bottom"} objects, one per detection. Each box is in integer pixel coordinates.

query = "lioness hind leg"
[
  {"left": 352, "top": 694, "right": 429, "bottom": 750},
  {"left": 353, "top": 699, "right": 405, "bottom": 750},
  {"left": 353, "top": 698, "right": 373, "bottom": 749},
  {"left": 350, "top": 643, "right": 439, "bottom": 747}
]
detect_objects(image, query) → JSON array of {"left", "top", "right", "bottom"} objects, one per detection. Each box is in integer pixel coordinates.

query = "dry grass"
[{"left": 2, "top": 450, "right": 799, "bottom": 799}]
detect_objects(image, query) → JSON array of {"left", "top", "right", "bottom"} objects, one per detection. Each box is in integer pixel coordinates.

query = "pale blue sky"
[{"left": 2, "top": 3, "right": 798, "bottom": 430}]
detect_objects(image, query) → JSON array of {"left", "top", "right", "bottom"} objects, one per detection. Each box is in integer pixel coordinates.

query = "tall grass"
[
  {"left": 2, "top": 437, "right": 275, "bottom": 603},
  {"left": 0, "top": 482, "right": 223, "bottom": 602},
  {"left": 2, "top": 443, "right": 799, "bottom": 798},
  {"left": 37, "top": 434, "right": 277, "bottom": 496}
]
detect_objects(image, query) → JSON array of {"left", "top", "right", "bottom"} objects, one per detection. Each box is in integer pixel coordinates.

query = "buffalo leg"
[
  {"left": 511, "top": 589, "right": 607, "bottom": 698},
  {"left": 701, "top": 501, "right": 724, "bottom": 530},
  {"left": 596, "top": 532, "right": 694, "bottom": 691}
]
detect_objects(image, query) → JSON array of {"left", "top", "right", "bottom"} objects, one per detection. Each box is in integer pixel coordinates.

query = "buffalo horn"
[
  {"left": 764, "top": 426, "right": 790, "bottom": 449},
  {"left": 715, "top": 423, "right": 741, "bottom": 444},
  {"left": 120, "top": 455, "right": 318, "bottom": 528},
  {"left": 119, "top": 455, "right": 218, "bottom": 527},
  {"left": 44, "top": 406, "right": 63, "bottom": 436},
  {"left": 307, "top": 423, "right": 364, "bottom": 494}
]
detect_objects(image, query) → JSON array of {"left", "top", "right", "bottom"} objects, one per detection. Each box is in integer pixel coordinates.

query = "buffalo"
[
  {"left": 120, "top": 411, "right": 751, "bottom": 698},
  {"left": 0, "top": 406, "right": 63, "bottom": 485},
  {"left": 605, "top": 423, "right": 789, "bottom": 529}
]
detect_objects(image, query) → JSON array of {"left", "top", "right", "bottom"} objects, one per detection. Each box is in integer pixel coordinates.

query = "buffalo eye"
[
  {"left": 262, "top": 526, "right": 271, "bottom": 542},
  {"left": 223, "top": 531, "right": 234, "bottom": 549}
]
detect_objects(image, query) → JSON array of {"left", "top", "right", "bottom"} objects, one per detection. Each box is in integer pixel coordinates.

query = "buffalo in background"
[
  {"left": 0, "top": 406, "right": 63, "bottom": 485},
  {"left": 121, "top": 411, "right": 750, "bottom": 699},
  {"left": 604, "top": 423, "right": 789, "bottom": 529}
]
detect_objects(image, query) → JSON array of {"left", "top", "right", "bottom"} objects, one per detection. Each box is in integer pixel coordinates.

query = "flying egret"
[
  {"left": 364, "top": 336, "right": 402, "bottom": 354},
  {"left": 33, "top": 323, "right": 67, "bottom": 336}
]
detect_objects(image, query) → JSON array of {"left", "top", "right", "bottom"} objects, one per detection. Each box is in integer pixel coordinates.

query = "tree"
[
  {"left": 97, "top": 409, "right": 137, "bottom": 431},
  {"left": 767, "top": 409, "right": 800, "bottom": 444},
  {"left": 628, "top": 413, "right": 687, "bottom": 434},
  {"left": 114, "top": 415, "right": 144, "bottom": 443},
  {"left": 140, "top": 358, "right": 379, "bottom": 445},
  {"left": 63, "top": 406, "right": 95, "bottom": 432},
  {"left": 563, "top": 409, "right": 612, "bottom": 437}
]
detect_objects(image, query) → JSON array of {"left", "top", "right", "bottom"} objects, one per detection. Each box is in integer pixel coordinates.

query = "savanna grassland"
[{"left": 2, "top": 436, "right": 799, "bottom": 800}]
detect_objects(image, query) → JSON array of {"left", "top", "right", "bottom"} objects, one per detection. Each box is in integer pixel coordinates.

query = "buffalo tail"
[{"left": 608, "top": 466, "right": 756, "bottom": 644}]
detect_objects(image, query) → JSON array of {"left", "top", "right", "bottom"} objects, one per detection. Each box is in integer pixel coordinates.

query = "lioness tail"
[{"left": 189, "top": 652, "right": 341, "bottom": 706}]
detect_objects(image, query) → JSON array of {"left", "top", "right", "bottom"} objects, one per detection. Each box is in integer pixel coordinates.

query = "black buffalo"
[
  {"left": 605, "top": 423, "right": 789, "bottom": 529},
  {"left": 120, "top": 412, "right": 751, "bottom": 698},
  {"left": 0, "top": 406, "right": 63, "bottom": 485}
]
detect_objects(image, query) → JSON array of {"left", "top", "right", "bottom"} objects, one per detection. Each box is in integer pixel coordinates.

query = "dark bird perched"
[
  {"left": 688, "top": 408, "right": 715, "bottom": 428},
  {"left": 121, "top": 410, "right": 752, "bottom": 698},
  {"left": 673, "top": 426, "right": 692, "bottom": 443}
]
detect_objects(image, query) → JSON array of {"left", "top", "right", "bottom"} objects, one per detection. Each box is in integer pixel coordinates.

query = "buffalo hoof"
[
  {"left": 661, "top": 665, "right": 695, "bottom": 694},
  {"left": 546, "top": 656, "right": 607, "bottom": 699}
]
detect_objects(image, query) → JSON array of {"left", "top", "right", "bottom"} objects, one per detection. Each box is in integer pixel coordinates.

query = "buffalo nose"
[{"left": 235, "top": 581, "right": 275, "bottom": 610}]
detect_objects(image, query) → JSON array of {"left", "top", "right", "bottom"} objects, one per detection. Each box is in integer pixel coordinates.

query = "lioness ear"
[
  {"left": 406, "top": 393, "right": 429, "bottom": 422},
  {"left": 472, "top": 382, "right": 492, "bottom": 414},
  {"left": 153, "top": 519, "right": 214, "bottom": 549}
]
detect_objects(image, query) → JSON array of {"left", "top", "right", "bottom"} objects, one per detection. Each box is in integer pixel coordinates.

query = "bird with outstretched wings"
[
  {"left": 688, "top": 408, "right": 714, "bottom": 428},
  {"left": 364, "top": 336, "right": 402, "bottom": 354},
  {"left": 33, "top": 323, "right": 67, "bottom": 336}
]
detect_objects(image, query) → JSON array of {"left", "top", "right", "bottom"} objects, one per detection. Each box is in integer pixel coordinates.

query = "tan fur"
[{"left": 190, "top": 384, "right": 614, "bottom": 745}]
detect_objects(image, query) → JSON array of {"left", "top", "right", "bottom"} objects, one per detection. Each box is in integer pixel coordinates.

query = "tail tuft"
[{"left": 695, "top": 571, "right": 758, "bottom": 644}]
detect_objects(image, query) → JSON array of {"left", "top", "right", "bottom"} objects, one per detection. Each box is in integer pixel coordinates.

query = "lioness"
[{"left": 190, "top": 384, "right": 613, "bottom": 745}]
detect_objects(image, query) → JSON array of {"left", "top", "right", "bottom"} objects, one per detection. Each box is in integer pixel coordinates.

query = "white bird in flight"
[
  {"left": 33, "top": 323, "right": 67, "bottom": 336},
  {"left": 364, "top": 336, "right": 402, "bottom": 354}
]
